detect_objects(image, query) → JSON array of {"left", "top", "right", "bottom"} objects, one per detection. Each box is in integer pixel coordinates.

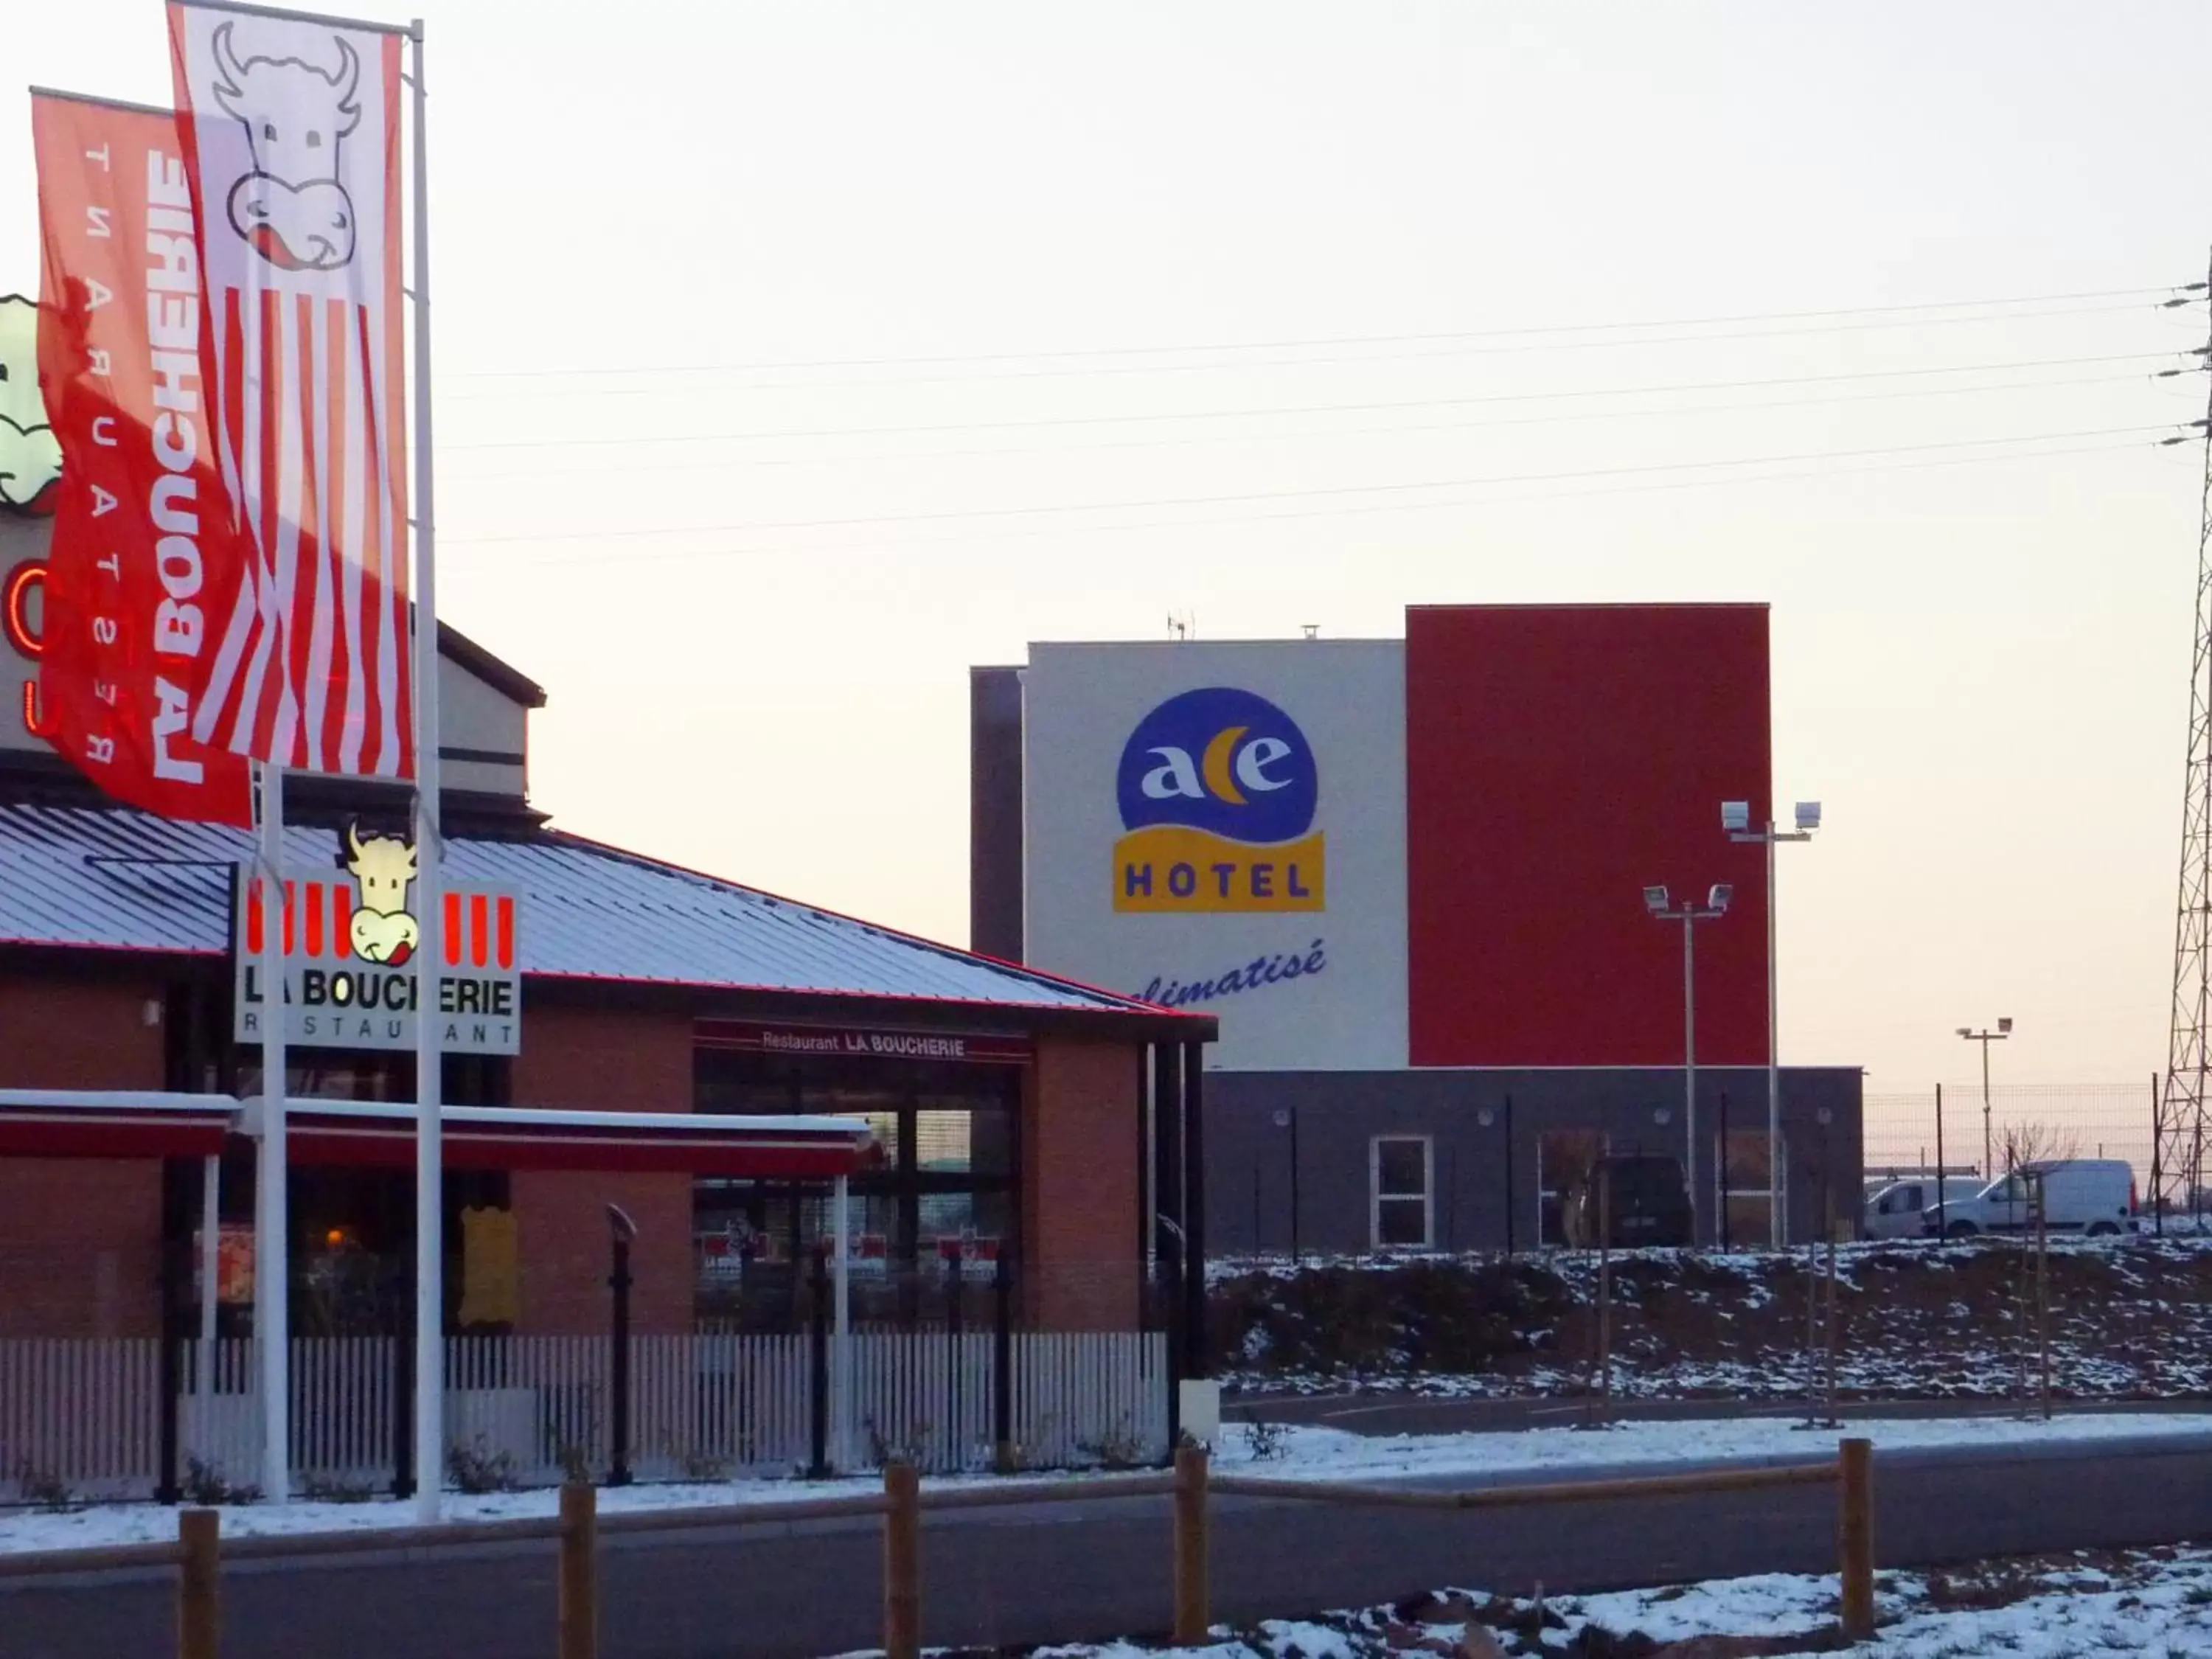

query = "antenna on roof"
[{"left": 1167, "top": 611, "right": 1194, "bottom": 641}]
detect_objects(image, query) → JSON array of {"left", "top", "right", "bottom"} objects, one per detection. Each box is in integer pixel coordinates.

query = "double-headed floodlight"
[{"left": 1722, "top": 794, "right": 1823, "bottom": 1246}]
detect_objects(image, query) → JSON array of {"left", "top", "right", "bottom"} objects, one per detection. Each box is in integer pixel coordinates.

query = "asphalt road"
[{"left": 5, "top": 1437, "right": 2211, "bottom": 1659}]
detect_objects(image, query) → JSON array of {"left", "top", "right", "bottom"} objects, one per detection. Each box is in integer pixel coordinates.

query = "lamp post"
[
  {"left": 1957, "top": 1019, "right": 2013, "bottom": 1178},
  {"left": 1723, "top": 797, "right": 1821, "bottom": 1248},
  {"left": 1644, "top": 883, "right": 1733, "bottom": 1244}
]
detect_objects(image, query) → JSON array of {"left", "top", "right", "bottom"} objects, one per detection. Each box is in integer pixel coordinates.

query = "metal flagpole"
[
  {"left": 255, "top": 762, "right": 289, "bottom": 1501},
  {"left": 407, "top": 16, "right": 447, "bottom": 1526}
]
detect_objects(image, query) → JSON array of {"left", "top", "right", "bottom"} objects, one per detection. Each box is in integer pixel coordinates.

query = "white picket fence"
[{"left": 0, "top": 1330, "right": 1166, "bottom": 1501}]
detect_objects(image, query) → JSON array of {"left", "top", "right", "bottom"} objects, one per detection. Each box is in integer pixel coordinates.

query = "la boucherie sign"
[{"left": 232, "top": 823, "right": 521, "bottom": 1055}]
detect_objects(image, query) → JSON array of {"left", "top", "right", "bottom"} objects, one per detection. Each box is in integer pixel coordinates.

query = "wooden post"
[
  {"left": 177, "top": 1508, "right": 219, "bottom": 1659},
  {"left": 883, "top": 1460, "right": 921, "bottom": 1659},
  {"left": 1823, "top": 1198, "right": 1840, "bottom": 1425},
  {"left": 1837, "top": 1438, "right": 1875, "bottom": 1641},
  {"left": 558, "top": 1481, "right": 598, "bottom": 1659},
  {"left": 1586, "top": 1165, "right": 1612, "bottom": 1427},
  {"left": 2034, "top": 1172, "right": 2052, "bottom": 1422},
  {"left": 1173, "top": 1442, "right": 1211, "bottom": 1646},
  {"left": 1802, "top": 1237, "right": 1820, "bottom": 1426}
]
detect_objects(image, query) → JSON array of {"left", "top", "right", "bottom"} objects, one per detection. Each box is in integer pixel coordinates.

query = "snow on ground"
[
  {"left": 1211, "top": 1409, "right": 2212, "bottom": 1484},
  {"left": 952, "top": 1548, "right": 2212, "bottom": 1657},
  {"left": 4, "top": 1410, "right": 2208, "bottom": 1558}
]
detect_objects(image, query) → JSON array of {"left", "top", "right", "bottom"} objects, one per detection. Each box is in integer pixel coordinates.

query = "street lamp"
[
  {"left": 1644, "top": 881, "right": 1733, "bottom": 1244},
  {"left": 1957, "top": 1018, "right": 2013, "bottom": 1179},
  {"left": 1723, "top": 796, "right": 1821, "bottom": 1247}
]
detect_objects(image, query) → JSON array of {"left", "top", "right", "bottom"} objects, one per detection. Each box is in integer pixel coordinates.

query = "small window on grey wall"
[{"left": 1371, "top": 1135, "right": 1433, "bottom": 1250}]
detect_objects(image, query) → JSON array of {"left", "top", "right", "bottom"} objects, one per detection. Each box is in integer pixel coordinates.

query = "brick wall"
[
  {"left": 0, "top": 967, "right": 170, "bottom": 1338},
  {"left": 1023, "top": 1037, "right": 1141, "bottom": 1330},
  {"left": 507, "top": 1001, "right": 694, "bottom": 1335}
]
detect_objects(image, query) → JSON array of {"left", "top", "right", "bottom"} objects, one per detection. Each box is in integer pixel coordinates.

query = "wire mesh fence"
[{"left": 1862, "top": 1080, "right": 2157, "bottom": 1189}]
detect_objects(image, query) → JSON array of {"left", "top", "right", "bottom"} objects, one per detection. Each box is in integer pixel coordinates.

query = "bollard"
[
  {"left": 883, "top": 1461, "right": 921, "bottom": 1659},
  {"left": 1173, "top": 1443, "right": 1211, "bottom": 1646},
  {"left": 1837, "top": 1438, "right": 1875, "bottom": 1641},
  {"left": 558, "top": 1482, "right": 599, "bottom": 1659},
  {"left": 178, "top": 1508, "right": 219, "bottom": 1659}
]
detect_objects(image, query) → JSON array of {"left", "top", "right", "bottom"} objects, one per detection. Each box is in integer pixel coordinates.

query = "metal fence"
[
  {"left": 0, "top": 1327, "right": 1169, "bottom": 1503},
  {"left": 1863, "top": 1079, "right": 2157, "bottom": 1191}
]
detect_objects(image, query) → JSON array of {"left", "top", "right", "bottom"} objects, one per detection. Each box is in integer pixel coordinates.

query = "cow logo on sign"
[
  {"left": 0, "top": 295, "right": 63, "bottom": 515},
  {"left": 209, "top": 23, "right": 361, "bottom": 272},
  {"left": 342, "top": 821, "right": 418, "bottom": 965}
]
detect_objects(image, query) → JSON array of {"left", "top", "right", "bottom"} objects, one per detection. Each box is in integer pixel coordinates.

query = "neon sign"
[{"left": 1, "top": 558, "right": 48, "bottom": 737}]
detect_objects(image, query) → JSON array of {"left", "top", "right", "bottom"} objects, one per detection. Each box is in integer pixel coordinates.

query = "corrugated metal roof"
[{"left": 0, "top": 804, "right": 1152, "bottom": 1016}]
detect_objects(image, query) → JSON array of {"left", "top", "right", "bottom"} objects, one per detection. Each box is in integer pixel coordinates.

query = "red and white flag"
[
  {"left": 31, "top": 88, "right": 254, "bottom": 825},
  {"left": 168, "top": 1, "right": 413, "bottom": 779}
]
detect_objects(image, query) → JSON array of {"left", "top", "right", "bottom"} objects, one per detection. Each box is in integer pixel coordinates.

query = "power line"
[
  {"left": 441, "top": 351, "right": 2179, "bottom": 454},
  {"left": 445, "top": 367, "right": 2159, "bottom": 484},
  {"left": 442, "top": 422, "right": 2168, "bottom": 547},
  {"left": 444, "top": 301, "right": 2164, "bottom": 398},
  {"left": 446, "top": 285, "right": 2184, "bottom": 386},
  {"left": 474, "top": 436, "right": 2154, "bottom": 572}
]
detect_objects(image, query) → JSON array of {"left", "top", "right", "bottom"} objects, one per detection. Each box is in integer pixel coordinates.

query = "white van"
[
  {"left": 1863, "top": 1176, "right": 1983, "bottom": 1240},
  {"left": 1921, "top": 1159, "right": 2138, "bottom": 1239}
]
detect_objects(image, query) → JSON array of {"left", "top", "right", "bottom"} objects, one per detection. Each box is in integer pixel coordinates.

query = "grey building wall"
[
  {"left": 1203, "top": 1065, "right": 1864, "bottom": 1253},
  {"left": 969, "top": 665, "right": 1025, "bottom": 961}
]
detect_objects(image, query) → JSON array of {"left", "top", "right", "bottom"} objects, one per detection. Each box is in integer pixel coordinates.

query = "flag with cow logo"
[
  {"left": 168, "top": 1, "right": 414, "bottom": 779},
  {"left": 30, "top": 88, "right": 254, "bottom": 824}
]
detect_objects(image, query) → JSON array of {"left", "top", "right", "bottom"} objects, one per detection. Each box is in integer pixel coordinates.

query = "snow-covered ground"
[
  {"left": 1002, "top": 1548, "right": 2212, "bottom": 1657},
  {"left": 4, "top": 1409, "right": 2206, "bottom": 1557},
  {"left": 1210, "top": 1409, "right": 2212, "bottom": 1485},
  {"left": 1214, "top": 1234, "right": 2212, "bottom": 1402}
]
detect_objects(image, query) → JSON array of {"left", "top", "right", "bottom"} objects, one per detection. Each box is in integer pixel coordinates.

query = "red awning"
[
  {"left": 254, "top": 1101, "right": 877, "bottom": 1178},
  {"left": 0, "top": 1091, "right": 238, "bottom": 1160}
]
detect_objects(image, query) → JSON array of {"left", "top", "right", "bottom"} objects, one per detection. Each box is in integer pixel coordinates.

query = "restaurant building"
[{"left": 0, "top": 502, "right": 1214, "bottom": 1348}]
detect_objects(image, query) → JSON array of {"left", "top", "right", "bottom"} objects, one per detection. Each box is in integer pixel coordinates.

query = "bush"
[
  {"left": 181, "top": 1456, "right": 260, "bottom": 1507},
  {"left": 14, "top": 1460, "right": 76, "bottom": 1513},
  {"left": 301, "top": 1473, "right": 379, "bottom": 1504},
  {"left": 445, "top": 1437, "right": 520, "bottom": 1495}
]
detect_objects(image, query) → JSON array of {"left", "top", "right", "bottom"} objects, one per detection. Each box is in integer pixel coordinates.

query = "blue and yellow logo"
[{"left": 1113, "top": 686, "right": 1325, "bottom": 914}]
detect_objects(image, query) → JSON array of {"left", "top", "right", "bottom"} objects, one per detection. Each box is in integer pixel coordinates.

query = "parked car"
[
  {"left": 1921, "top": 1158, "right": 2138, "bottom": 1239},
  {"left": 1568, "top": 1154, "right": 1692, "bottom": 1248},
  {"left": 1863, "top": 1176, "right": 1984, "bottom": 1240}
]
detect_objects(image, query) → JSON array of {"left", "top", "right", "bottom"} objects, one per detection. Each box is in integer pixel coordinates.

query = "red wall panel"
[{"left": 1405, "top": 605, "right": 1773, "bottom": 1068}]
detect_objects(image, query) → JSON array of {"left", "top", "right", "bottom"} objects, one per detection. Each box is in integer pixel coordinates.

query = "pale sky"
[{"left": 8, "top": 1, "right": 2212, "bottom": 1097}]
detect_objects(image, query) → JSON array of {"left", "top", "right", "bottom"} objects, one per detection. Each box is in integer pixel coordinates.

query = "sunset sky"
[{"left": 8, "top": 1, "right": 2211, "bottom": 1097}]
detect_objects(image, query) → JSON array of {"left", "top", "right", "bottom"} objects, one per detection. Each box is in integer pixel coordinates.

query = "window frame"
[{"left": 1369, "top": 1133, "right": 1434, "bottom": 1251}]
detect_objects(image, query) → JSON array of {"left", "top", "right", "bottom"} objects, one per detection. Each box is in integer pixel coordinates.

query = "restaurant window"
[
  {"left": 693, "top": 1045, "right": 1020, "bottom": 1330},
  {"left": 1371, "top": 1135, "right": 1433, "bottom": 1250}
]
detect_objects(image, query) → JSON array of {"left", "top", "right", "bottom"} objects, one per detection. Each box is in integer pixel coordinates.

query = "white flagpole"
[
  {"left": 407, "top": 15, "right": 447, "bottom": 1526},
  {"left": 255, "top": 761, "right": 289, "bottom": 1503}
]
